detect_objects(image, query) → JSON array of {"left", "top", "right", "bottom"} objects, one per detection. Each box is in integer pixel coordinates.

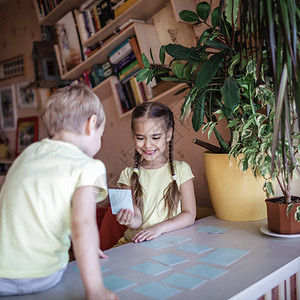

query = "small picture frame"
[
  {"left": 16, "top": 81, "right": 37, "bottom": 108},
  {"left": 0, "top": 84, "right": 17, "bottom": 132},
  {"left": 15, "top": 116, "right": 39, "bottom": 156}
]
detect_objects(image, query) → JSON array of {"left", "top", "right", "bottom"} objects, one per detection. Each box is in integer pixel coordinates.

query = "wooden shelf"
[
  {"left": 61, "top": 24, "right": 136, "bottom": 80},
  {"left": 34, "top": 0, "right": 84, "bottom": 26},
  {"left": 83, "top": 0, "right": 169, "bottom": 48}
]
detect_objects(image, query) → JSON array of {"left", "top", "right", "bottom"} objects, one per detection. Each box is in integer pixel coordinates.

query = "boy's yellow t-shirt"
[
  {"left": 0, "top": 138, "right": 107, "bottom": 279},
  {"left": 117, "top": 160, "right": 194, "bottom": 243}
]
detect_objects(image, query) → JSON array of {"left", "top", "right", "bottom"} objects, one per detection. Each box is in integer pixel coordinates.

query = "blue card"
[
  {"left": 197, "top": 225, "right": 227, "bottom": 234},
  {"left": 199, "top": 247, "right": 250, "bottom": 266},
  {"left": 158, "top": 235, "right": 191, "bottom": 244},
  {"left": 177, "top": 243, "right": 213, "bottom": 254},
  {"left": 184, "top": 264, "right": 228, "bottom": 279},
  {"left": 161, "top": 273, "right": 207, "bottom": 290},
  {"left": 152, "top": 253, "right": 188, "bottom": 266},
  {"left": 139, "top": 239, "right": 173, "bottom": 250},
  {"left": 109, "top": 189, "right": 133, "bottom": 215},
  {"left": 132, "top": 261, "right": 172, "bottom": 276},
  {"left": 134, "top": 281, "right": 181, "bottom": 300},
  {"left": 103, "top": 275, "right": 136, "bottom": 292}
]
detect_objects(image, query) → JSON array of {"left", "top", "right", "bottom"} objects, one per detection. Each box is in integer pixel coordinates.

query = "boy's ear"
[
  {"left": 167, "top": 128, "right": 173, "bottom": 142},
  {"left": 86, "top": 115, "right": 97, "bottom": 135}
]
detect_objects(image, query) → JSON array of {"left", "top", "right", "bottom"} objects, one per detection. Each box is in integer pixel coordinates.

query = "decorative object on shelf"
[
  {"left": 0, "top": 55, "right": 25, "bottom": 80},
  {"left": 31, "top": 41, "right": 66, "bottom": 88},
  {"left": 16, "top": 81, "right": 37, "bottom": 109},
  {"left": 55, "top": 11, "right": 83, "bottom": 74},
  {"left": 15, "top": 116, "right": 39, "bottom": 156},
  {"left": 0, "top": 85, "right": 17, "bottom": 132}
]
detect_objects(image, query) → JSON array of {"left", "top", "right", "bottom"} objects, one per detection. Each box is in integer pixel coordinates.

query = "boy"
[{"left": 0, "top": 84, "right": 118, "bottom": 300}]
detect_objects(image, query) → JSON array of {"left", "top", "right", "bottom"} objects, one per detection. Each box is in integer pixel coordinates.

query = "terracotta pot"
[
  {"left": 265, "top": 198, "right": 300, "bottom": 234},
  {"left": 204, "top": 152, "right": 267, "bottom": 221}
]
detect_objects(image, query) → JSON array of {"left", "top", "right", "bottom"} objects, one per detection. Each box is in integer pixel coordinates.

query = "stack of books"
[
  {"left": 35, "top": 0, "right": 63, "bottom": 18},
  {"left": 77, "top": 0, "right": 115, "bottom": 41},
  {"left": 108, "top": 36, "right": 148, "bottom": 113}
]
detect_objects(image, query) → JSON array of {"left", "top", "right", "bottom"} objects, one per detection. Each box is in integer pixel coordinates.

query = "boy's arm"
[{"left": 71, "top": 186, "right": 119, "bottom": 300}]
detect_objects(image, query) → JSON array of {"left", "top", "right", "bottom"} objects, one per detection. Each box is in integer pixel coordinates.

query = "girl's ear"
[
  {"left": 166, "top": 127, "right": 173, "bottom": 142},
  {"left": 86, "top": 115, "right": 97, "bottom": 135}
]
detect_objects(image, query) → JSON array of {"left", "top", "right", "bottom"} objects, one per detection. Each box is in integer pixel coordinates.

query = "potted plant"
[
  {"left": 236, "top": 0, "right": 300, "bottom": 234},
  {"left": 136, "top": 0, "right": 269, "bottom": 221}
]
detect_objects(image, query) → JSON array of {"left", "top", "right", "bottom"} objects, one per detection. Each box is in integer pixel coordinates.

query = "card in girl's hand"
[{"left": 108, "top": 189, "right": 133, "bottom": 215}]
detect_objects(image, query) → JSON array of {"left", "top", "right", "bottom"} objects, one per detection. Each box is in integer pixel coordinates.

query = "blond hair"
[
  {"left": 131, "top": 102, "right": 181, "bottom": 219},
  {"left": 42, "top": 83, "right": 105, "bottom": 137}
]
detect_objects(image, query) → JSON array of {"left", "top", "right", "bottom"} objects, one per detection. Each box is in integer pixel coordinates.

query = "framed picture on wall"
[
  {"left": 0, "top": 85, "right": 17, "bottom": 132},
  {"left": 15, "top": 116, "right": 39, "bottom": 156},
  {"left": 16, "top": 81, "right": 37, "bottom": 108}
]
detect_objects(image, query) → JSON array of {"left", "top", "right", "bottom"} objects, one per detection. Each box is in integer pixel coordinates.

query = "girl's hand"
[
  {"left": 98, "top": 248, "right": 108, "bottom": 259},
  {"left": 132, "top": 225, "right": 162, "bottom": 243},
  {"left": 116, "top": 209, "right": 134, "bottom": 226}
]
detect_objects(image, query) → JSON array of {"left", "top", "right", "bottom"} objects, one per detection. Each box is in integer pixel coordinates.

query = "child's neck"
[
  {"left": 140, "top": 156, "right": 168, "bottom": 169},
  {"left": 51, "top": 130, "right": 86, "bottom": 153}
]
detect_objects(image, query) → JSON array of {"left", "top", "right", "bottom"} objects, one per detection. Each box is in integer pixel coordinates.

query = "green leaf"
[
  {"left": 196, "top": 1, "right": 210, "bottom": 21},
  {"left": 211, "top": 7, "right": 221, "bottom": 28},
  {"left": 141, "top": 53, "right": 150, "bottom": 68},
  {"left": 159, "top": 46, "right": 165, "bottom": 65},
  {"left": 175, "top": 87, "right": 188, "bottom": 95},
  {"left": 198, "top": 29, "right": 211, "bottom": 46},
  {"left": 136, "top": 68, "right": 150, "bottom": 82},
  {"left": 171, "top": 61, "right": 185, "bottom": 79},
  {"left": 204, "top": 40, "right": 232, "bottom": 53},
  {"left": 286, "top": 203, "right": 294, "bottom": 217},
  {"left": 192, "top": 92, "right": 206, "bottom": 131},
  {"left": 221, "top": 77, "right": 240, "bottom": 115},
  {"left": 179, "top": 10, "right": 199, "bottom": 23},
  {"left": 165, "top": 44, "right": 203, "bottom": 62},
  {"left": 181, "top": 86, "right": 198, "bottom": 123},
  {"left": 195, "top": 52, "right": 224, "bottom": 90},
  {"left": 228, "top": 119, "right": 240, "bottom": 128},
  {"left": 225, "top": 0, "right": 239, "bottom": 29}
]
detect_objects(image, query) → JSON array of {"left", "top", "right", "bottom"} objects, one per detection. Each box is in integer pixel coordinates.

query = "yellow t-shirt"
[
  {"left": 0, "top": 138, "right": 107, "bottom": 279},
  {"left": 117, "top": 160, "right": 194, "bottom": 243}
]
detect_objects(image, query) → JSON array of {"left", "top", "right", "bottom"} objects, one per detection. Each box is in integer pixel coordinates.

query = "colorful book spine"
[
  {"left": 129, "top": 36, "right": 144, "bottom": 68},
  {"left": 108, "top": 39, "right": 132, "bottom": 64}
]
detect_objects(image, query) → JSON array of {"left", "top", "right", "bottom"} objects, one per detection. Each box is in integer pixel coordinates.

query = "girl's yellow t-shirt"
[{"left": 117, "top": 160, "right": 194, "bottom": 243}]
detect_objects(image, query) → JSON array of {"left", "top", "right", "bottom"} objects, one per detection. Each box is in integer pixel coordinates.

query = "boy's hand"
[
  {"left": 116, "top": 209, "right": 134, "bottom": 226},
  {"left": 132, "top": 225, "right": 162, "bottom": 243},
  {"left": 86, "top": 286, "right": 120, "bottom": 300},
  {"left": 98, "top": 248, "right": 108, "bottom": 259}
]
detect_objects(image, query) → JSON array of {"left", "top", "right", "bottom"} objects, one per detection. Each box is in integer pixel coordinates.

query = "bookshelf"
[
  {"left": 60, "top": 22, "right": 161, "bottom": 80},
  {"left": 32, "top": 0, "right": 195, "bottom": 117}
]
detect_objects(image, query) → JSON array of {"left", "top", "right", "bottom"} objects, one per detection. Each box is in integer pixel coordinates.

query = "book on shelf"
[
  {"left": 118, "top": 60, "right": 140, "bottom": 82},
  {"left": 114, "top": 0, "right": 139, "bottom": 18},
  {"left": 98, "top": 0, "right": 114, "bottom": 28},
  {"left": 128, "top": 35, "right": 144, "bottom": 68},
  {"left": 73, "top": 9, "right": 89, "bottom": 43},
  {"left": 123, "top": 80, "right": 136, "bottom": 109},
  {"left": 92, "top": 5, "right": 102, "bottom": 31},
  {"left": 55, "top": 11, "right": 83, "bottom": 74},
  {"left": 115, "top": 81, "right": 131, "bottom": 113},
  {"left": 114, "top": 51, "right": 136, "bottom": 73},
  {"left": 129, "top": 76, "right": 143, "bottom": 105},
  {"left": 108, "top": 39, "right": 132, "bottom": 64}
]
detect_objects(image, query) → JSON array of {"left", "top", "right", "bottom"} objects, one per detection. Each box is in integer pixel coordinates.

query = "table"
[{"left": 2, "top": 216, "right": 300, "bottom": 300}]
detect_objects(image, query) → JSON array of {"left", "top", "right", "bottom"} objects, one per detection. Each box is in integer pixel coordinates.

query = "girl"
[{"left": 115, "top": 102, "right": 196, "bottom": 245}]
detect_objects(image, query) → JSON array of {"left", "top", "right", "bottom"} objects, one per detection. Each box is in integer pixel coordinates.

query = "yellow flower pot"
[{"left": 204, "top": 152, "right": 267, "bottom": 221}]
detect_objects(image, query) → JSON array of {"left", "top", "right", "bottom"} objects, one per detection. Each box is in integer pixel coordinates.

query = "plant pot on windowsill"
[{"left": 265, "top": 197, "right": 300, "bottom": 234}]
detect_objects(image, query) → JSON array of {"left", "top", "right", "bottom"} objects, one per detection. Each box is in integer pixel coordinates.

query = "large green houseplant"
[
  {"left": 137, "top": 0, "right": 270, "bottom": 221},
  {"left": 236, "top": 0, "right": 300, "bottom": 233},
  {"left": 137, "top": 0, "right": 300, "bottom": 227}
]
